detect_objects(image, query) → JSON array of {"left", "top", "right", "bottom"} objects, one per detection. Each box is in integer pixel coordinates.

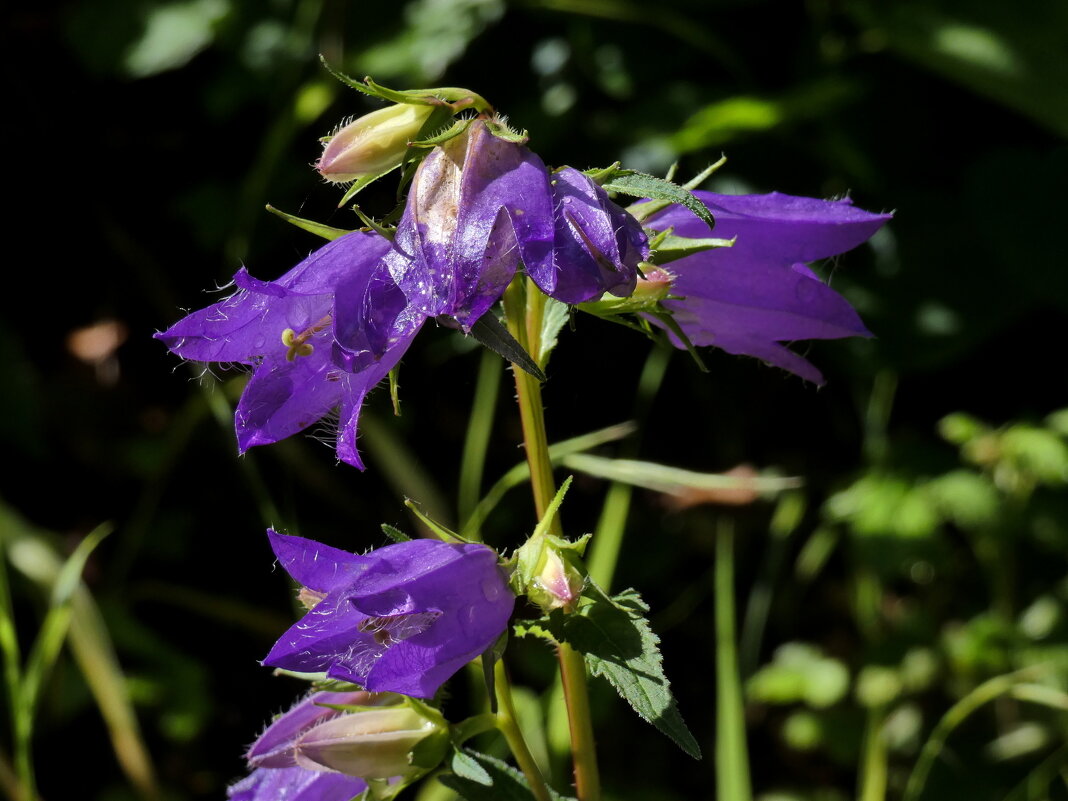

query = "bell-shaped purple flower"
[
  {"left": 263, "top": 530, "right": 515, "bottom": 698},
  {"left": 646, "top": 191, "right": 891, "bottom": 384},
  {"left": 529, "top": 167, "right": 648, "bottom": 304},
  {"left": 382, "top": 118, "right": 556, "bottom": 334},
  {"left": 227, "top": 766, "right": 366, "bottom": 801},
  {"left": 155, "top": 231, "right": 419, "bottom": 469}
]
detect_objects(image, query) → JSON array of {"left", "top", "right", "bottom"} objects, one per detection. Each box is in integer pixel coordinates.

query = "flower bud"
[
  {"left": 578, "top": 266, "right": 674, "bottom": 316},
  {"left": 293, "top": 700, "right": 449, "bottom": 780},
  {"left": 515, "top": 534, "right": 588, "bottom": 614},
  {"left": 317, "top": 104, "right": 436, "bottom": 182}
]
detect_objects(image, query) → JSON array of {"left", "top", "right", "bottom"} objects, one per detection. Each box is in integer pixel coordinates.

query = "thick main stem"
[{"left": 502, "top": 278, "right": 601, "bottom": 801}]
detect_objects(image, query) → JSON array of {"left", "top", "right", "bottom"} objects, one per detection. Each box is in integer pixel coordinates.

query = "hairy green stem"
[
  {"left": 494, "top": 662, "right": 552, "bottom": 801},
  {"left": 502, "top": 277, "right": 600, "bottom": 801}
]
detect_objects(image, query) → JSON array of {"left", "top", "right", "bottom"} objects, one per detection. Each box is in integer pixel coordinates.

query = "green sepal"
[
  {"left": 336, "top": 166, "right": 398, "bottom": 209},
  {"left": 380, "top": 523, "right": 411, "bottom": 543},
  {"left": 350, "top": 205, "right": 396, "bottom": 240},
  {"left": 271, "top": 668, "right": 330, "bottom": 682},
  {"left": 410, "top": 118, "right": 474, "bottom": 148},
  {"left": 527, "top": 585, "right": 702, "bottom": 759},
  {"left": 407, "top": 698, "right": 451, "bottom": 771},
  {"left": 582, "top": 162, "right": 621, "bottom": 186},
  {"left": 388, "top": 366, "right": 401, "bottom": 416},
  {"left": 647, "top": 310, "right": 708, "bottom": 372},
  {"left": 483, "top": 118, "right": 529, "bottom": 144},
  {"left": 480, "top": 630, "right": 508, "bottom": 714},
  {"left": 403, "top": 499, "right": 472, "bottom": 544},
  {"left": 265, "top": 204, "right": 353, "bottom": 241},
  {"left": 319, "top": 58, "right": 492, "bottom": 112},
  {"left": 649, "top": 233, "right": 735, "bottom": 265},
  {"left": 468, "top": 314, "right": 547, "bottom": 382}
]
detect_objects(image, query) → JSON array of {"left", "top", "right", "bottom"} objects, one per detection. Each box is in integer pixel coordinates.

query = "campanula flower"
[
  {"left": 263, "top": 530, "right": 515, "bottom": 698},
  {"left": 155, "top": 231, "right": 418, "bottom": 469},
  {"left": 646, "top": 191, "right": 891, "bottom": 383},
  {"left": 227, "top": 766, "right": 366, "bottom": 801}
]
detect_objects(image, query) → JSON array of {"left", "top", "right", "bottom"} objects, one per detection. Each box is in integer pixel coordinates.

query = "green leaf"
[
  {"left": 469, "top": 314, "right": 547, "bottom": 382},
  {"left": 537, "top": 297, "right": 570, "bottom": 367},
  {"left": 602, "top": 171, "right": 716, "bottom": 233},
  {"left": 265, "top": 205, "right": 353, "bottom": 241},
  {"left": 543, "top": 587, "right": 702, "bottom": 758},
  {"left": 439, "top": 749, "right": 574, "bottom": 801}
]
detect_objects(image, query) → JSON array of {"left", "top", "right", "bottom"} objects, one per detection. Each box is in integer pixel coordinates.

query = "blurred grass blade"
[
  {"left": 460, "top": 422, "right": 636, "bottom": 537},
  {"left": 20, "top": 524, "right": 112, "bottom": 717},
  {"left": 458, "top": 349, "right": 503, "bottom": 532},
  {"left": 0, "top": 503, "right": 159, "bottom": 800},
  {"left": 560, "top": 453, "right": 802, "bottom": 499}
]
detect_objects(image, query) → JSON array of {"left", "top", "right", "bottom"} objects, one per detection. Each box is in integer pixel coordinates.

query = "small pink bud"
[{"left": 317, "top": 104, "right": 435, "bottom": 182}]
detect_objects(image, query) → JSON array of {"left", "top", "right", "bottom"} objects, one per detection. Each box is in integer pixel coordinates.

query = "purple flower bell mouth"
[
  {"left": 646, "top": 191, "right": 892, "bottom": 384},
  {"left": 155, "top": 231, "right": 418, "bottom": 469},
  {"left": 263, "top": 530, "right": 515, "bottom": 698}
]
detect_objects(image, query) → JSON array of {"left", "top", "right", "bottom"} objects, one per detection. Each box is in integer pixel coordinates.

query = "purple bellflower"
[
  {"left": 263, "top": 530, "right": 515, "bottom": 698},
  {"left": 227, "top": 766, "right": 366, "bottom": 801},
  {"left": 646, "top": 191, "right": 891, "bottom": 384},
  {"left": 155, "top": 231, "right": 419, "bottom": 469},
  {"left": 342, "top": 119, "right": 648, "bottom": 364}
]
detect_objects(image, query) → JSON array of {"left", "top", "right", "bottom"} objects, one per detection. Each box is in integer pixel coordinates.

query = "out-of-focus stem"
[
  {"left": 502, "top": 277, "right": 600, "bottom": 801},
  {"left": 495, "top": 661, "right": 552, "bottom": 801},
  {"left": 715, "top": 518, "right": 752, "bottom": 801}
]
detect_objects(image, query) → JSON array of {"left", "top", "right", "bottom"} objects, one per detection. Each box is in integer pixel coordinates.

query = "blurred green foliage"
[{"left": 2, "top": 0, "right": 1066, "bottom": 798}]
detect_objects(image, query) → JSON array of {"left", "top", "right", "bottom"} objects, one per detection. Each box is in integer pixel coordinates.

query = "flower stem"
[
  {"left": 502, "top": 277, "right": 601, "bottom": 801},
  {"left": 494, "top": 661, "right": 552, "bottom": 801},
  {"left": 715, "top": 517, "right": 752, "bottom": 801}
]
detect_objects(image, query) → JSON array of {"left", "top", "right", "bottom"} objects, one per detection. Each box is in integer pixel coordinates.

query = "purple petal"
[
  {"left": 268, "top": 530, "right": 373, "bottom": 593},
  {"left": 388, "top": 120, "right": 554, "bottom": 327},
  {"left": 248, "top": 690, "right": 371, "bottom": 768},
  {"left": 234, "top": 343, "right": 343, "bottom": 452},
  {"left": 645, "top": 191, "right": 889, "bottom": 382},
  {"left": 156, "top": 232, "right": 390, "bottom": 364},
  {"left": 529, "top": 167, "right": 647, "bottom": 303},
  {"left": 228, "top": 766, "right": 366, "bottom": 801}
]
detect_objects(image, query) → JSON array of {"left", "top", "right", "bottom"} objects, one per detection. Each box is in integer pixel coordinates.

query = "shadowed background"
[{"left": 2, "top": 0, "right": 1067, "bottom": 799}]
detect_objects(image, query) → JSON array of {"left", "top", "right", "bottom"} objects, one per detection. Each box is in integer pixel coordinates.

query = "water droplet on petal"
[{"left": 481, "top": 578, "right": 501, "bottom": 602}]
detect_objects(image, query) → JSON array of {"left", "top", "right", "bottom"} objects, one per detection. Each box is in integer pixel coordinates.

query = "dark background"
[{"left": 2, "top": 0, "right": 1067, "bottom": 799}]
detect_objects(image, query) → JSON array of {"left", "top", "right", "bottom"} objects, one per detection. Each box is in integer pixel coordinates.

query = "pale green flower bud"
[
  {"left": 293, "top": 699, "right": 449, "bottom": 780},
  {"left": 317, "top": 104, "right": 436, "bottom": 182}
]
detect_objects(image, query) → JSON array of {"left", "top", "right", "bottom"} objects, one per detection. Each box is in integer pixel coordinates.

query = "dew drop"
[
  {"left": 253, "top": 334, "right": 266, "bottom": 349},
  {"left": 481, "top": 578, "right": 501, "bottom": 602}
]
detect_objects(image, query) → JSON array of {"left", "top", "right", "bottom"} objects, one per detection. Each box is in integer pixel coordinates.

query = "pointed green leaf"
[
  {"left": 602, "top": 171, "right": 715, "bottom": 233},
  {"left": 469, "top": 315, "right": 547, "bottom": 382},
  {"left": 541, "top": 587, "right": 702, "bottom": 759},
  {"left": 402, "top": 500, "right": 470, "bottom": 544},
  {"left": 439, "top": 749, "right": 574, "bottom": 801},
  {"left": 266, "top": 205, "right": 353, "bottom": 241},
  {"left": 626, "top": 157, "right": 728, "bottom": 223}
]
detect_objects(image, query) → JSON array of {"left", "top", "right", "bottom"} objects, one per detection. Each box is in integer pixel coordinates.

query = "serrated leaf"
[
  {"left": 469, "top": 314, "right": 546, "bottom": 382},
  {"left": 439, "top": 749, "right": 574, "bottom": 801},
  {"left": 546, "top": 588, "right": 702, "bottom": 759},
  {"left": 538, "top": 297, "right": 570, "bottom": 366},
  {"left": 602, "top": 172, "right": 715, "bottom": 233},
  {"left": 265, "top": 205, "right": 352, "bottom": 241}
]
